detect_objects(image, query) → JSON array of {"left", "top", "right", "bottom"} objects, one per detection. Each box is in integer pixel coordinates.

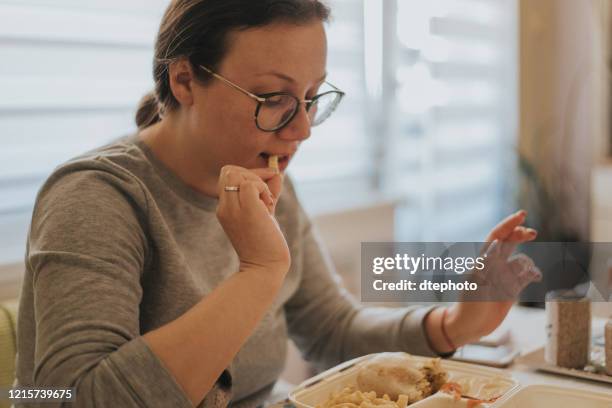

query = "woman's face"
[{"left": 189, "top": 21, "right": 328, "bottom": 173}]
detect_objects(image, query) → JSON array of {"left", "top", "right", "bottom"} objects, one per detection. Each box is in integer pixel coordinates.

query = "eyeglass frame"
[{"left": 198, "top": 65, "right": 345, "bottom": 132}]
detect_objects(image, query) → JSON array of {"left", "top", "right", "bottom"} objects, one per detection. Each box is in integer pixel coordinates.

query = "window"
[
  {"left": 381, "top": 0, "right": 518, "bottom": 241},
  {"left": 0, "top": 0, "right": 517, "bottom": 265},
  {"left": 0, "top": 0, "right": 167, "bottom": 263},
  {"left": 289, "top": 0, "right": 376, "bottom": 214},
  {"left": 298, "top": 0, "right": 518, "bottom": 241}
]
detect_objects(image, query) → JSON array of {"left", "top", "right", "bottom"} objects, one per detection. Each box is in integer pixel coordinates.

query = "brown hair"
[{"left": 135, "top": 0, "right": 331, "bottom": 129}]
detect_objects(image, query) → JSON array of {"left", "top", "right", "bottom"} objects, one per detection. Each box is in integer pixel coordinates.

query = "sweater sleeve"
[
  {"left": 24, "top": 167, "right": 194, "bottom": 408},
  {"left": 283, "top": 201, "right": 442, "bottom": 370}
]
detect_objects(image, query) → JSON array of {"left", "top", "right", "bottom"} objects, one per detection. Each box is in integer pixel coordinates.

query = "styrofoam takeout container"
[
  {"left": 490, "top": 384, "right": 612, "bottom": 408},
  {"left": 289, "top": 353, "right": 520, "bottom": 408}
]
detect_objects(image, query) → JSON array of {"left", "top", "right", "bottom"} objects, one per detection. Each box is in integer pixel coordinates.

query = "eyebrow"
[{"left": 255, "top": 71, "right": 328, "bottom": 84}]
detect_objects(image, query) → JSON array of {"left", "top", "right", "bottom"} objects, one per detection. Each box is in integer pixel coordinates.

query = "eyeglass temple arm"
[
  {"left": 325, "top": 81, "right": 345, "bottom": 95},
  {"left": 302, "top": 82, "right": 344, "bottom": 104},
  {"left": 199, "top": 65, "right": 266, "bottom": 103},
  {"left": 200, "top": 65, "right": 344, "bottom": 104}
]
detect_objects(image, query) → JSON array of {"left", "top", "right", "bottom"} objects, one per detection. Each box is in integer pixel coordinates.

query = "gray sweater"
[{"left": 15, "top": 135, "right": 439, "bottom": 407}]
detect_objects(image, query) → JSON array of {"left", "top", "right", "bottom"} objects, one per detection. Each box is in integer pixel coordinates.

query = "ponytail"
[{"left": 135, "top": 92, "right": 162, "bottom": 129}]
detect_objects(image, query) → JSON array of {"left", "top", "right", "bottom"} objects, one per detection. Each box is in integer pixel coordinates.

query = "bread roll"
[{"left": 356, "top": 353, "right": 446, "bottom": 403}]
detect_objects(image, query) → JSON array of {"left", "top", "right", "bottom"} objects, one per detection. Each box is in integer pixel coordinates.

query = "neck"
[{"left": 138, "top": 115, "right": 219, "bottom": 197}]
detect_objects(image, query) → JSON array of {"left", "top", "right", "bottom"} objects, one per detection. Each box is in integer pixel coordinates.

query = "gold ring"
[{"left": 224, "top": 186, "right": 240, "bottom": 192}]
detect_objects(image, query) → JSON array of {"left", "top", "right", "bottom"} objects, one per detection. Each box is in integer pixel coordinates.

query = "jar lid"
[{"left": 545, "top": 289, "right": 589, "bottom": 301}]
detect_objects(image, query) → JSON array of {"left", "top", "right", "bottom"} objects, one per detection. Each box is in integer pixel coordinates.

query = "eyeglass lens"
[{"left": 257, "top": 92, "right": 341, "bottom": 131}]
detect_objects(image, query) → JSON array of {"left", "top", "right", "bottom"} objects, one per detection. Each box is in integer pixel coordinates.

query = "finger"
[
  {"left": 505, "top": 226, "right": 537, "bottom": 242},
  {"left": 267, "top": 173, "right": 284, "bottom": 205},
  {"left": 239, "top": 179, "right": 274, "bottom": 214},
  {"left": 499, "top": 240, "right": 519, "bottom": 260},
  {"left": 220, "top": 165, "right": 277, "bottom": 184},
  {"left": 481, "top": 239, "right": 517, "bottom": 263},
  {"left": 498, "top": 227, "right": 537, "bottom": 259},
  {"left": 247, "top": 167, "right": 280, "bottom": 181},
  {"left": 218, "top": 167, "right": 245, "bottom": 213},
  {"left": 530, "top": 265, "right": 543, "bottom": 282},
  {"left": 508, "top": 266, "right": 540, "bottom": 297},
  {"left": 518, "top": 264, "right": 542, "bottom": 285},
  {"left": 512, "top": 254, "right": 542, "bottom": 283},
  {"left": 232, "top": 168, "right": 278, "bottom": 204},
  {"left": 507, "top": 254, "right": 542, "bottom": 292},
  {"left": 481, "top": 238, "right": 500, "bottom": 258},
  {"left": 242, "top": 175, "right": 274, "bottom": 211},
  {"left": 222, "top": 167, "right": 274, "bottom": 207},
  {"left": 239, "top": 171, "right": 273, "bottom": 188},
  {"left": 241, "top": 169, "right": 283, "bottom": 212},
  {"left": 486, "top": 210, "right": 527, "bottom": 242}
]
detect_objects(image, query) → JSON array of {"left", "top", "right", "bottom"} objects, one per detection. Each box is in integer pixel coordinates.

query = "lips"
[{"left": 259, "top": 152, "right": 293, "bottom": 171}]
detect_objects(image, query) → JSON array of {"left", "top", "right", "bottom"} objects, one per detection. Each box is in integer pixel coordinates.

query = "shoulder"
[
  {"left": 30, "top": 137, "right": 153, "bottom": 247},
  {"left": 28, "top": 139, "right": 153, "bottom": 275},
  {"left": 37, "top": 136, "right": 151, "bottom": 212}
]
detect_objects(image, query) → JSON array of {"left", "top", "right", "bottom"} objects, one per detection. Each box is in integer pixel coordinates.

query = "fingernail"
[
  {"left": 518, "top": 210, "right": 527, "bottom": 216},
  {"left": 527, "top": 228, "right": 537, "bottom": 235}
]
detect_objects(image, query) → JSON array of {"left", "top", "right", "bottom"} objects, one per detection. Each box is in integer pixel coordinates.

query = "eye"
[
  {"left": 263, "top": 94, "right": 284, "bottom": 107},
  {"left": 262, "top": 94, "right": 294, "bottom": 110}
]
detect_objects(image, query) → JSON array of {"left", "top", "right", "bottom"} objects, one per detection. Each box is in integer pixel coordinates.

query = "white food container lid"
[
  {"left": 490, "top": 384, "right": 612, "bottom": 408},
  {"left": 289, "top": 353, "right": 519, "bottom": 408}
]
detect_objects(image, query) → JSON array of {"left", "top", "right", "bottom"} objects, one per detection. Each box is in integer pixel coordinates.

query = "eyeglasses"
[{"left": 198, "top": 65, "right": 345, "bottom": 132}]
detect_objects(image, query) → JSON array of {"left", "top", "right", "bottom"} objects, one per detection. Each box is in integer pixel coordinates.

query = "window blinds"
[
  {"left": 383, "top": 0, "right": 518, "bottom": 241},
  {"left": 0, "top": 1, "right": 165, "bottom": 263},
  {"left": 0, "top": 0, "right": 517, "bottom": 264},
  {"left": 0, "top": 0, "right": 375, "bottom": 263},
  {"left": 288, "top": 0, "right": 376, "bottom": 215}
]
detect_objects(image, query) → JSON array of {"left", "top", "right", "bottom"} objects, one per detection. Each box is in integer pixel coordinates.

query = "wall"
[{"left": 519, "top": 0, "right": 608, "bottom": 240}]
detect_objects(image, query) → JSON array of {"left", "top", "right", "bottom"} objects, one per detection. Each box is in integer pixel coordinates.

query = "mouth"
[{"left": 259, "top": 152, "right": 292, "bottom": 171}]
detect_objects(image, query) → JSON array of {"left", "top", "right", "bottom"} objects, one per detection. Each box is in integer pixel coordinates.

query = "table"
[
  {"left": 270, "top": 304, "right": 612, "bottom": 406},
  {"left": 497, "top": 305, "right": 611, "bottom": 393}
]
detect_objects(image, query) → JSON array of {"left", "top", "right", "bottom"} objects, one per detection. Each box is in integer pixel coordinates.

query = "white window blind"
[
  {"left": 0, "top": 0, "right": 167, "bottom": 263},
  {"left": 289, "top": 0, "right": 376, "bottom": 214},
  {"left": 0, "top": 0, "right": 517, "bottom": 265},
  {"left": 379, "top": 0, "right": 518, "bottom": 241},
  {"left": 0, "top": 0, "right": 373, "bottom": 264}
]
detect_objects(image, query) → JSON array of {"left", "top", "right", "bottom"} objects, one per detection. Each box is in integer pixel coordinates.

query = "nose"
[{"left": 277, "top": 104, "right": 311, "bottom": 142}]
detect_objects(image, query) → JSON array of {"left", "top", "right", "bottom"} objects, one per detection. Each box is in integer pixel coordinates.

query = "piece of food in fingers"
[{"left": 268, "top": 155, "right": 279, "bottom": 172}]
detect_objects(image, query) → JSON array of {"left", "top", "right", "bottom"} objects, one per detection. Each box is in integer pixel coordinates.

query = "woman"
[{"left": 16, "top": 1, "right": 538, "bottom": 407}]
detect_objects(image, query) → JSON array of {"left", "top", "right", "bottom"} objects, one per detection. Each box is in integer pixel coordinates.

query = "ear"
[{"left": 168, "top": 58, "right": 196, "bottom": 107}]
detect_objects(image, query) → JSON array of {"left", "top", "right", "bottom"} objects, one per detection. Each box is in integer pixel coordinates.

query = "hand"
[
  {"left": 216, "top": 165, "right": 290, "bottom": 276},
  {"left": 425, "top": 210, "right": 541, "bottom": 352},
  {"left": 446, "top": 210, "right": 540, "bottom": 345}
]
